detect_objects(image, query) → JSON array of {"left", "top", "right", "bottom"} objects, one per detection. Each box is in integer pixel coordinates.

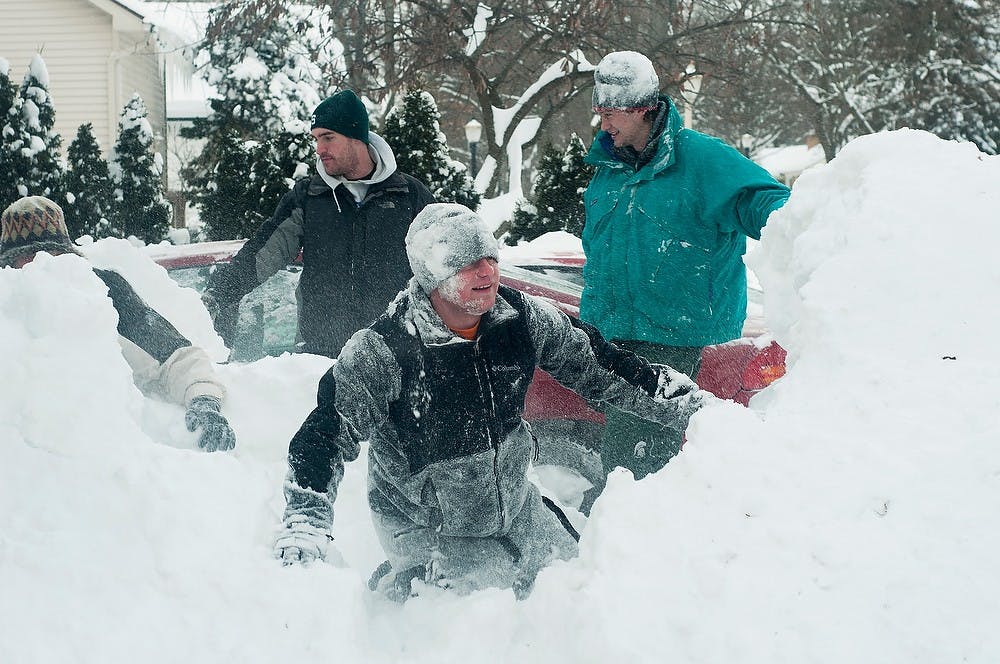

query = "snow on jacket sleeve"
[
  {"left": 524, "top": 294, "right": 709, "bottom": 434},
  {"left": 95, "top": 268, "right": 225, "bottom": 407},
  {"left": 121, "top": 341, "right": 225, "bottom": 406},
  {"left": 282, "top": 327, "right": 401, "bottom": 530},
  {"left": 204, "top": 181, "right": 306, "bottom": 308}
]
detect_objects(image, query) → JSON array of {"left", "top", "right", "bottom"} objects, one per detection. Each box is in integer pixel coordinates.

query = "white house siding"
[
  {"left": 0, "top": 0, "right": 166, "bottom": 161},
  {"left": 117, "top": 30, "right": 168, "bottom": 160}
]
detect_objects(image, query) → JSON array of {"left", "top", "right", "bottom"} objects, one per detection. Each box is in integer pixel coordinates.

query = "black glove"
[
  {"left": 185, "top": 395, "right": 236, "bottom": 452},
  {"left": 651, "top": 364, "right": 699, "bottom": 401},
  {"left": 569, "top": 316, "right": 659, "bottom": 395}
]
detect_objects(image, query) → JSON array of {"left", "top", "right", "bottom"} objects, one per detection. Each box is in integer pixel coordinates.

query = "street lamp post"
[
  {"left": 679, "top": 62, "right": 703, "bottom": 129},
  {"left": 464, "top": 118, "right": 483, "bottom": 176}
]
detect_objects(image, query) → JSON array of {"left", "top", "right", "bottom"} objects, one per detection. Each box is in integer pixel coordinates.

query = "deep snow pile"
[{"left": 1, "top": 129, "right": 999, "bottom": 663}]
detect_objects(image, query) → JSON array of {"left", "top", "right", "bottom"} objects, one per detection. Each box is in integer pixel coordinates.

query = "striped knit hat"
[{"left": 0, "top": 196, "right": 78, "bottom": 267}]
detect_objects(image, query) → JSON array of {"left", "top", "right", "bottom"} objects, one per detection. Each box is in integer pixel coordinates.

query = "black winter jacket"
[{"left": 206, "top": 170, "right": 434, "bottom": 357}]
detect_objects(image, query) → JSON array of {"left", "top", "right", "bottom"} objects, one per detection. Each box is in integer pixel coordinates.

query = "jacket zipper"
[{"left": 474, "top": 340, "right": 505, "bottom": 529}]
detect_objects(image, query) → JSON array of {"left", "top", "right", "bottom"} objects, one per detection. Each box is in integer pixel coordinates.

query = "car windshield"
[
  {"left": 166, "top": 262, "right": 301, "bottom": 360},
  {"left": 506, "top": 263, "right": 583, "bottom": 295},
  {"left": 512, "top": 263, "right": 584, "bottom": 289},
  {"left": 166, "top": 260, "right": 583, "bottom": 362}
]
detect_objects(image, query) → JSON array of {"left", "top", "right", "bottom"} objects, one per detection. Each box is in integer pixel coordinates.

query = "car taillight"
[{"left": 742, "top": 341, "right": 787, "bottom": 391}]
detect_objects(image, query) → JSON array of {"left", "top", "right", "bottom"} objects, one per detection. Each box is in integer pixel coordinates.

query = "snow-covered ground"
[{"left": 2, "top": 129, "right": 998, "bottom": 663}]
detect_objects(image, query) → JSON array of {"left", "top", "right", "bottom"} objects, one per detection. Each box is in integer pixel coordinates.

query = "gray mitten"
[
  {"left": 273, "top": 514, "right": 345, "bottom": 567},
  {"left": 185, "top": 395, "right": 236, "bottom": 452}
]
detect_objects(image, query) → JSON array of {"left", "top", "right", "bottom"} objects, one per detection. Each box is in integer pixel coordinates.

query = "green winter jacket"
[{"left": 580, "top": 97, "right": 790, "bottom": 347}]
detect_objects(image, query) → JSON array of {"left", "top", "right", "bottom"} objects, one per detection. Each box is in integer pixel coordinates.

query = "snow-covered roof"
[
  {"left": 755, "top": 143, "right": 826, "bottom": 179},
  {"left": 167, "top": 97, "right": 211, "bottom": 120},
  {"left": 86, "top": 0, "right": 145, "bottom": 22},
  {"left": 139, "top": 2, "right": 218, "bottom": 119},
  {"left": 140, "top": 1, "right": 215, "bottom": 46}
]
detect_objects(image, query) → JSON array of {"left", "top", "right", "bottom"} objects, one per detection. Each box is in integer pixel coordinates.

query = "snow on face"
[
  {"left": 434, "top": 257, "right": 500, "bottom": 316},
  {"left": 405, "top": 203, "right": 500, "bottom": 293}
]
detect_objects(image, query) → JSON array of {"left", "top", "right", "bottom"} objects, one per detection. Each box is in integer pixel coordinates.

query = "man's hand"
[
  {"left": 185, "top": 395, "right": 236, "bottom": 452},
  {"left": 273, "top": 515, "right": 345, "bottom": 566},
  {"left": 652, "top": 364, "right": 699, "bottom": 401}
]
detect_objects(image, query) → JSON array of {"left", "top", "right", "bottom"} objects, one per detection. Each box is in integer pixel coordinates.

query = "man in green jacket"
[{"left": 580, "top": 51, "right": 790, "bottom": 507}]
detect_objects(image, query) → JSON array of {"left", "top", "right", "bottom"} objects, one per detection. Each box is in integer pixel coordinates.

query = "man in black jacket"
[
  {"left": 203, "top": 89, "right": 435, "bottom": 358},
  {"left": 273, "top": 203, "right": 715, "bottom": 600}
]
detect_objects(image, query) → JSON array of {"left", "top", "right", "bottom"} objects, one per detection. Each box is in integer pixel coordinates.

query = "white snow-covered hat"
[
  {"left": 405, "top": 203, "right": 500, "bottom": 294},
  {"left": 592, "top": 51, "right": 660, "bottom": 111}
]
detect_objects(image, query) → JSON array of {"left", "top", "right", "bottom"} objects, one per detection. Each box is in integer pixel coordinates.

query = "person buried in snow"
[
  {"left": 0, "top": 195, "right": 236, "bottom": 453},
  {"left": 273, "top": 202, "right": 715, "bottom": 600}
]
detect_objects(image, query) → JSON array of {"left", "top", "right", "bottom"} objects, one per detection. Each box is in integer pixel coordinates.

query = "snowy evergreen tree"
[
  {"left": 62, "top": 123, "right": 114, "bottom": 240},
  {"left": 557, "top": 135, "right": 593, "bottom": 237},
  {"left": 196, "top": 129, "right": 246, "bottom": 241},
  {"left": 383, "top": 90, "right": 480, "bottom": 209},
  {"left": 0, "top": 57, "right": 28, "bottom": 211},
  {"left": 245, "top": 138, "right": 292, "bottom": 234},
  {"left": 195, "top": 129, "right": 287, "bottom": 240},
  {"left": 182, "top": 5, "right": 328, "bottom": 238},
  {"left": 505, "top": 135, "right": 593, "bottom": 245},
  {"left": 506, "top": 144, "right": 561, "bottom": 245},
  {"left": 109, "top": 94, "right": 171, "bottom": 244},
  {"left": 16, "top": 54, "right": 63, "bottom": 201}
]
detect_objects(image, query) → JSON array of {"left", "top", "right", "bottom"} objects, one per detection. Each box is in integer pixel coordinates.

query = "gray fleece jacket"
[{"left": 281, "top": 280, "right": 709, "bottom": 565}]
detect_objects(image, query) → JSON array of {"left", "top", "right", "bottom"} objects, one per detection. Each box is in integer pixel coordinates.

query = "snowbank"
[{"left": 2, "top": 129, "right": 999, "bottom": 663}]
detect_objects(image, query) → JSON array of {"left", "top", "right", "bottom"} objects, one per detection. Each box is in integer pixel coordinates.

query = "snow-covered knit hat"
[
  {"left": 405, "top": 203, "right": 500, "bottom": 294},
  {"left": 311, "top": 89, "right": 370, "bottom": 145},
  {"left": 592, "top": 51, "right": 660, "bottom": 111},
  {"left": 0, "top": 196, "right": 78, "bottom": 267}
]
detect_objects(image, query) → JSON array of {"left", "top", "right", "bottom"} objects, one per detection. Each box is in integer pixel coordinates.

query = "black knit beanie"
[
  {"left": 310, "top": 90, "right": 370, "bottom": 144},
  {"left": 0, "top": 196, "right": 79, "bottom": 267}
]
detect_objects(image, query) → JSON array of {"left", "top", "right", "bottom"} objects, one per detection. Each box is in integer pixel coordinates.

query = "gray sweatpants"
[{"left": 370, "top": 484, "right": 578, "bottom": 597}]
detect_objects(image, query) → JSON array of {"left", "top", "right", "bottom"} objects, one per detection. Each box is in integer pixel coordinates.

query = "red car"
[{"left": 150, "top": 240, "right": 785, "bottom": 484}]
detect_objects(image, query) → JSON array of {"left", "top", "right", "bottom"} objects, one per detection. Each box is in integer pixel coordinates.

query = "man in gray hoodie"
[
  {"left": 273, "top": 203, "right": 715, "bottom": 600},
  {"left": 203, "top": 89, "right": 435, "bottom": 358}
]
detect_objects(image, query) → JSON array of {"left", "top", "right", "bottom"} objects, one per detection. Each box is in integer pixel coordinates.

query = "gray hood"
[{"left": 315, "top": 131, "right": 398, "bottom": 206}]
